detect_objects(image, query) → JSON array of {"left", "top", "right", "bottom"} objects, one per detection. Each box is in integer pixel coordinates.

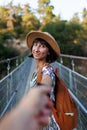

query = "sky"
[{"left": 0, "top": 0, "right": 87, "bottom": 21}]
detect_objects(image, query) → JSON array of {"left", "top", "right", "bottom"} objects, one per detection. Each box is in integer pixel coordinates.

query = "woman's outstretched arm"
[{"left": 0, "top": 86, "right": 52, "bottom": 130}]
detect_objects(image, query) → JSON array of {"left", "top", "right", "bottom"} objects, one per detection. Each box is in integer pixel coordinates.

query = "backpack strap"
[
  {"left": 36, "top": 63, "right": 50, "bottom": 84},
  {"left": 55, "top": 67, "right": 59, "bottom": 75},
  {"left": 36, "top": 69, "right": 42, "bottom": 84}
]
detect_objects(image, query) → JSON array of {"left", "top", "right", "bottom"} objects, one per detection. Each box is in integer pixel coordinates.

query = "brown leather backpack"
[{"left": 37, "top": 65, "right": 78, "bottom": 130}]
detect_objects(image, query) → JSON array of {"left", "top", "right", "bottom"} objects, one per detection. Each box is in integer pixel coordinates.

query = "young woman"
[{"left": 26, "top": 31, "right": 60, "bottom": 130}]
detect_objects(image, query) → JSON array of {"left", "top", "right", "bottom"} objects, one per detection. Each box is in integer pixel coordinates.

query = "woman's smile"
[
  {"left": 32, "top": 42, "right": 49, "bottom": 60},
  {"left": 33, "top": 51, "right": 40, "bottom": 57}
]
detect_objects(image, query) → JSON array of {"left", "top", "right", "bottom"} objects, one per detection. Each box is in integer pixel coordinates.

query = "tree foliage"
[
  {"left": 42, "top": 20, "right": 87, "bottom": 56},
  {"left": 37, "top": 0, "right": 55, "bottom": 24},
  {"left": 21, "top": 13, "right": 40, "bottom": 36},
  {"left": 0, "top": 3, "right": 87, "bottom": 59}
]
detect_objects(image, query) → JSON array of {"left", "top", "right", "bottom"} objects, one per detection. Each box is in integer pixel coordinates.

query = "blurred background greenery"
[{"left": 0, "top": 0, "right": 87, "bottom": 60}]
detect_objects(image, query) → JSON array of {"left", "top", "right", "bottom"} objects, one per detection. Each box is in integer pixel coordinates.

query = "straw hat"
[{"left": 26, "top": 31, "right": 60, "bottom": 61}]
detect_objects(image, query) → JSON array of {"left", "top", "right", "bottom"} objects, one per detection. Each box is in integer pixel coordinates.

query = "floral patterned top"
[{"left": 30, "top": 65, "right": 60, "bottom": 130}]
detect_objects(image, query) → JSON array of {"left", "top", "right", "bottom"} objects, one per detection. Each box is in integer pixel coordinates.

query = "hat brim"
[{"left": 26, "top": 31, "right": 60, "bottom": 60}]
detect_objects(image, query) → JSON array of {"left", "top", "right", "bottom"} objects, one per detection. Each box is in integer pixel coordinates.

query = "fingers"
[
  {"left": 27, "top": 85, "right": 51, "bottom": 107},
  {"left": 35, "top": 108, "right": 50, "bottom": 127},
  {"left": 39, "top": 85, "right": 51, "bottom": 94},
  {"left": 35, "top": 86, "right": 52, "bottom": 110},
  {"left": 32, "top": 85, "right": 51, "bottom": 96},
  {"left": 27, "top": 85, "right": 51, "bottom": 99},
  {"left": 33, "top": 86, "right": 53, "bottom": 127}
]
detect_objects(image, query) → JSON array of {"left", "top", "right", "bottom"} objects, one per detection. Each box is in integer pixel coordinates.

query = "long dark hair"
[{"left": 31, "top": 38, "right": 57, "bottom": 63}]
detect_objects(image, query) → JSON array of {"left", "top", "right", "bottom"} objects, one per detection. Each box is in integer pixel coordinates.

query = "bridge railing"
[
  {"left": 0, "top": 57, "right": 33, "bottom": 117},
  {"left": 0, "top": 51, "right": 28, "bottom": 80},
  {"left": 0, "top": 55, "right": 87, "bottom": 129},
  {"left": 60, "top": 54, "right": 87, "bottom": 77}
]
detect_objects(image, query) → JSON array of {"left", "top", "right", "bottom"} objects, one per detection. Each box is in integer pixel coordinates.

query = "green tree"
[
  {"left": 6, "top": 2, "right": 17, "bottom": 30},
  {"left": 82, "top": 8, "right": 87, "bottom": 28},
  {"left": 21, "top": 13, "right": 40, "bottom": 36},
  {"left": 23, "top": 4, "right": 31, "bottom": 15},
  {"left": 42, "top": 20, "right": 67, "bottom": 44},
  {"left": 37, "top": 0, "right": 55, "bottom": 24},
  {"left": 42, "top": 19, "right": 86, "bottom": 56},
  {"left": 13, "top": 4, "right": 23, "bottom": 16},
  {"left": 0, "top": 6, "right": 8, "bottom": 29},
  {"left": 70, "top": 13, "right": 80, "bottom": 24},
  {"left": 0, "top": 44, "right": 20, "bottom": 59}
]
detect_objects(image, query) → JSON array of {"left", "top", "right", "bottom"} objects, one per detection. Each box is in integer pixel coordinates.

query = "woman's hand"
[
  {"left": 0, "top": 86, "right": 53, "bottom": 130},
  {"left": 18, "top": 86, "right": 53, "bottom": 129}
]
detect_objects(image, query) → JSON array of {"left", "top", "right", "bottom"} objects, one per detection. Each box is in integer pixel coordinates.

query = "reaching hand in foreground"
[{"left": 0, "top": 86, "right": 53, "bottom": 130}]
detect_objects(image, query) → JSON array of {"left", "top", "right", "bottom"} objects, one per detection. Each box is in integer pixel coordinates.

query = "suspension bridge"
[{"left": 0, "top": 53, "right": 87, "bottom": 130}]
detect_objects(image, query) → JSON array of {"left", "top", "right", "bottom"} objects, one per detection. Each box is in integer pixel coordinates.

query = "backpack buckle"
[{"left": 65, "top": 112, "right": 74, "bottom": 116}]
